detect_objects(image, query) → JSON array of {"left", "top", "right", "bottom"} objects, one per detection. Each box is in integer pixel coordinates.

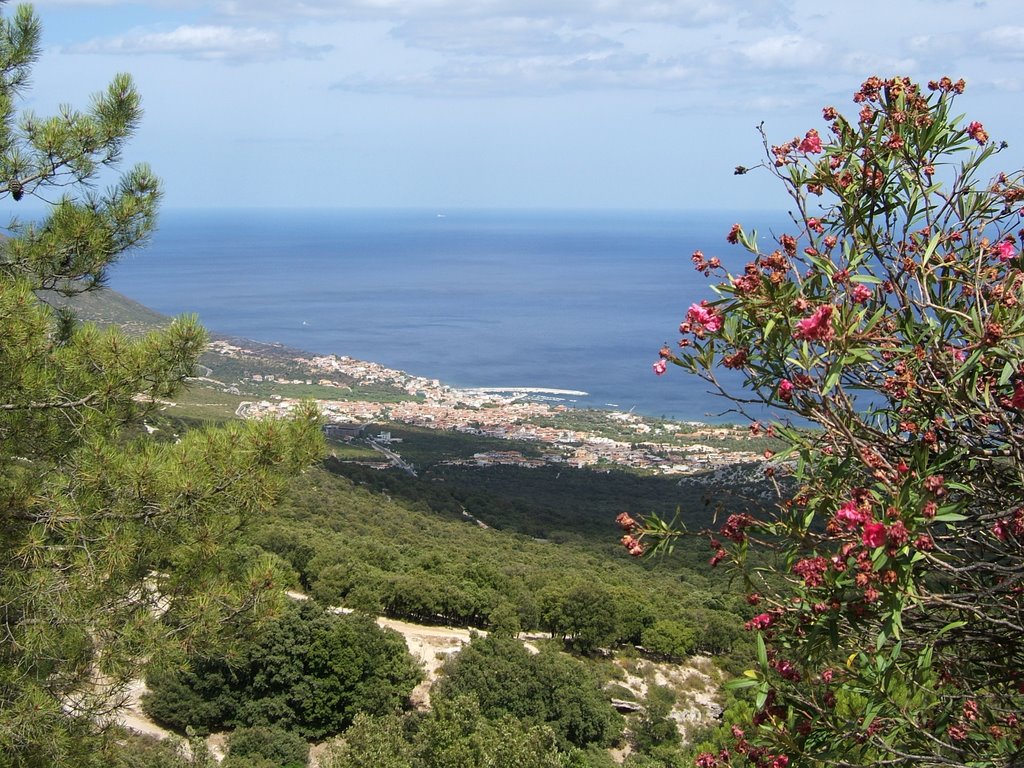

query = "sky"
[{"left": 19, "top": 0, "right": 1024, "bottom": 210}]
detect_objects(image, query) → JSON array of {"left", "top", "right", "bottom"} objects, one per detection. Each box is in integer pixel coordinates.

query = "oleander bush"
[{"left": 634, "top": 76, "right": 1024, "bottom": 766}]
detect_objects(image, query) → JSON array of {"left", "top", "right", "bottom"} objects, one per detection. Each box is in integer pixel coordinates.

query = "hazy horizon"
[{"left": 24, "top": 0, "right": 1024, "bottom": 213}]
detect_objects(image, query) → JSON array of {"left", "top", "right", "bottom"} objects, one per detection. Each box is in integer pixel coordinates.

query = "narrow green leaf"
[{"left": 939, "top": 620, "right": 967, "bottom": 636}]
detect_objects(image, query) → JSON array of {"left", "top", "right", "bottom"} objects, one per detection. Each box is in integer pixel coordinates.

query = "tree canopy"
[
  {"left": 0, "top": 5, "right": 322, "bottom": 764},
  {"left": 432, "top": 635, "right": 623, "bottom": 751},
  {"left": 143, "top": 601, "right": 422, "bottom": 740}
]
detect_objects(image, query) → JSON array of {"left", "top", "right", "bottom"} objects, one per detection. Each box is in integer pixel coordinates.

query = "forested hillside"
[{"left": 132, "top": 461, "right": 760, "bottom": 767}]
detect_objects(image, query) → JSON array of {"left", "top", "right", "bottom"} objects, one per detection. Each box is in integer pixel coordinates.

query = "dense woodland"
[{"left": 133, "top": 447, "right": 765, "bottom": 766}]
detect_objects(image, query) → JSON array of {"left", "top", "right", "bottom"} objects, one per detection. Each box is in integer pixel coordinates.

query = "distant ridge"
[
  {"left": 42, "top": 287, "right": 316, "bottom": 363},
  {"left": 38, "top": 286, "right": 172, "bottom": 335}
]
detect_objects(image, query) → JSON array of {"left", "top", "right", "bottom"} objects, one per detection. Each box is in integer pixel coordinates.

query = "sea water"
[{"left": 108, "top": 208, "right": 779, "bottom": 422}]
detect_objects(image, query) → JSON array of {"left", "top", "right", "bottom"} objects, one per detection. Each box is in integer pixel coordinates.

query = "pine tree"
[{"left": 0, "top": 5, "right": 323, "bottom": 764}]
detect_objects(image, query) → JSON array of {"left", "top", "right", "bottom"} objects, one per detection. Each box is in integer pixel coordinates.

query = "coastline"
[
  {"left": 460, "top": 386, "right": 589, "bottom": 397},
  {"left": 107, "top": 208, "right": 761, "bottom": 423},
  {"left": 53, "top": 287, "right": 772, "bottom": 475},
  {"left": 209, "top": 340, "right": 769, "bottom": 477}
]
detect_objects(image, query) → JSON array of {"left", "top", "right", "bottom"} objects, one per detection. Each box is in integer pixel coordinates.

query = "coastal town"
[{"left": 208, "top": 340, "right": 768, "bottom": 476}]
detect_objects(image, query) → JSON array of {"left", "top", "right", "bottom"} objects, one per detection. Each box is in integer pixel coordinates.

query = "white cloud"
[
  {"left": 32, "top": 0, "right": 205, "bottom": 6},
  {"left": 906, "top": 33, "right": 964, "bottom": 56},
  {"left": 740, "top": 35, "right": 826, "bottom": 70},
  {"left": 390, "top": 17, "right": 622, "bottom": 57},
  {"left": 743, "top": 93, "right": 806, "bottom": 111},
  {"left": 838, "top": 51, "right": 917, "bottom": 76},
  {"left": 70, "top": 24, "right": 330, "bottom": 62},
  {"left": 333, "top": 50, "right": 692, "bottom": 96},
  {"left": 214, "top": 0, "right": 736, "bottom": 25},
  {"left": 39, "top": 0, "right": 1023, "bottom": 106},
  {"left": 980, "top": 25, "right": 1024, "bottom": 59},
  {"left": 30, "top": 0, "right": 737, "bottom": 21}
]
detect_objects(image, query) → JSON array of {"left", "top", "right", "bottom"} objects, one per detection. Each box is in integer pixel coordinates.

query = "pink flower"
[
  {"left": 653, "top": 359, "right": 667, "bottom": 376},
  {"left": 686, "top": 301, "right": 723, "bottom": 334},
  {"left": 887, "top": 519, "right": 909, "bottom": 546},
  {"left": 615, "top": 512, "right": 638, "bottom": 531},
  {"left": 834, "top": 501, "right": 867, "bottom": 529},
  {"left": 948, "top": 724, "right": 968, "bottom": 742},
  {"left": 850, "top": 284, "right": 872, "bottom": 304},
  {"left": 720, "top": 513, "right": 753, "bottom": 542},
  {"left": 966, "top": 121, "right": 988, "bottom": 145},
  {"left": 799, "top": 129, "right": 823, "bottom": 154},
  {"left": 621, "top": 534, "right": 646, "bottom": 556},
  {"left": 773, "top": 658, "right": 801, "bottom": 681},
  {"left": 793, "top": 304, "right": 835, "bottom": 342},
  {"left": 996, "top": 239, "right": 1017, "bottom": 262},
  {"left": 862, "top": 522, "right": 887, "bottom": 549},
  {"left": 778, "top": 378, "right": 794, "bottom": 402},
  {"left": 793, "top": 556, "right": 828, "bottom": 587},
  {"left": 964, "top": 699, "right": 979, "bottom": 722},
  {"left": 744, "top": 612, "right": 777, "bottom": 631},
  {"left": 914, "top": 533, "right": 934, "bottom": 551},
  {"left": 993, "top": 519, "right": 1011, "bottom": 542}
]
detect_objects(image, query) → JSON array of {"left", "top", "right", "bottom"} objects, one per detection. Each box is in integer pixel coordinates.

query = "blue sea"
[{"left": 108, "top": 208, "right": 776, "bottom": 422}]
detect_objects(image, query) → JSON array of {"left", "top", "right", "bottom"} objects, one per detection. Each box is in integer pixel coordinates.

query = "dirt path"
[
  {"left": 117, "top": 679, "right": 174, "bottom": 741},
  {"left": 375, "top": 617, "right": 481, "bottom": 708}
]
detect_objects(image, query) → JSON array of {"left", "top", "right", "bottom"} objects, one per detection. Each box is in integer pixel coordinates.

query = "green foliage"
[
  {"left": 142, "top": 662, "right": 241, "bottom": 736},
  {"left": 432, "top": 635, "right": 623, "bottom": 750},
  {"left": 144, "top": 601, "right": 422, "bottom": 740},
  {"left": 640, "top": 620, "right": 696, "bottom": 661},
  {"left": 105, "top": 731, "right": 222, "bottom": 768},
  {"left": 225, "top": 726, "right": 309, "bottom": 768},
  {"left": 547, "top": 582, "right": 621, "bottom": 654},
  {"left": 634, "top": 685, "right": 680, "bottom": 753},
  {"left": 279, "top": 463, "right": 745, "bottom": 658},
  {"left": 220, "top": 757, "right": 280, "bottom": 768},
  {"left": 652, "top": 76, "right": 1024, "bottom": 765},
  {"left": 321, "top": 713, "right": 413, "bottom": 768},
  {"left": 486, "top": 600, "right": 521, "bottom": 638},
  {"left": 0, "top": 6, "right": 323, "bottom": 764},
  {"left": 41, "top": 286, "right": 173, "bottom": 335},
  {"left": 322, "top": 699, "right": 586, "bottom": 768},
  {"left": 330, "top": 455, "right": 758, "bottom": 560}
]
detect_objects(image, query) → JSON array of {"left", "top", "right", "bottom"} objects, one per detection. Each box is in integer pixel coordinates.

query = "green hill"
[{"left": 39, "top": 286, "right": 172, "bottom": 334}]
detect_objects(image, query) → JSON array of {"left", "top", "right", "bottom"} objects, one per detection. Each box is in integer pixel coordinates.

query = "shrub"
[
  {"left": 145, "top": 602, "right": 422, "bottom": 740},
  {"left": 433, "top": 635, "right": 623, "bottom": 750},
  {"left": 225, "top": 726, "right": 309, "bottom": 768},
  {"left": 634, "top": 76, "right": 1024, "bottom": 765}
]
